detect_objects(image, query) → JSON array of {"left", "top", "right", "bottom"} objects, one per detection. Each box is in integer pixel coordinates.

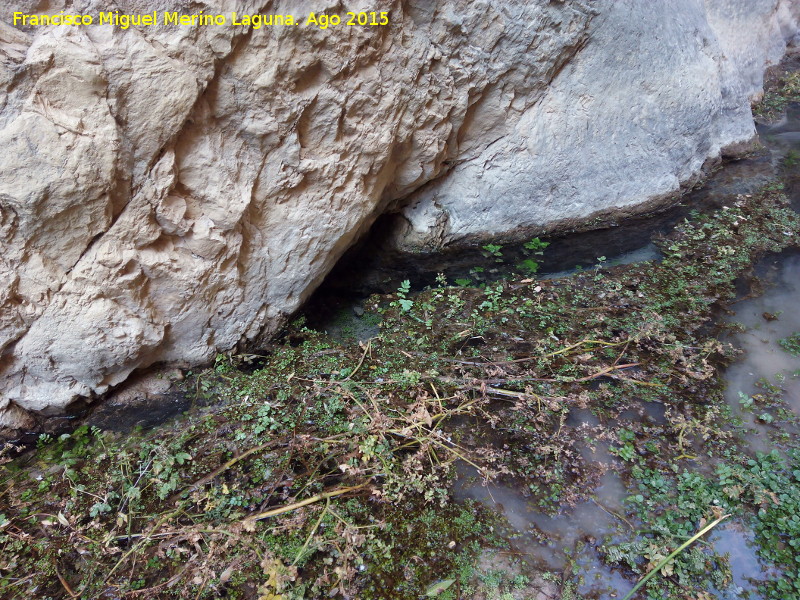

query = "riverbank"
[
  {"left": 5, "top": 52, "right": 800, "bottom": 600},
  {"left": 2, "top": 176, "right": 799, "bottom": 599}
]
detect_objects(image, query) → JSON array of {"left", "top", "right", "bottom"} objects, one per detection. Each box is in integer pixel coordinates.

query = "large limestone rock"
[
  {"left": 0, "top": 0, "right": 797, "bottom": 427},
  {"left": 393, "top": 0, "right": 800, "bottom": 249}
]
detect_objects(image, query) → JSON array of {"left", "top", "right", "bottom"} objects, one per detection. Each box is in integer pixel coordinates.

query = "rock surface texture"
[{"left": 0, "top": 0, "right": 798, "bottom": 426}]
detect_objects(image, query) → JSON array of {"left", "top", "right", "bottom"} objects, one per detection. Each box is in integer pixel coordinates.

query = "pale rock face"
[
  {"left": 0, "top": 0, "right": 797, "bottom": 426},
  {"left": 393, "top": 0, "right": 800, "bottom": 249}
]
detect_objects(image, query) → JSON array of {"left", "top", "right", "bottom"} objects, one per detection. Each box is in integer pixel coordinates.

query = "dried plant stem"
[
  {"left": 621, "top": 514, "right": 729, "bottom": 600},
  {"left": 244, "top": 483, "right": 369, "bottom": 523}
]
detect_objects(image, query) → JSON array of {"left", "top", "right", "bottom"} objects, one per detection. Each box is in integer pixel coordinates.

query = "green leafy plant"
[
  {"left": 517, "top": 258, "right": 541, "bottom": 275},
  {"left": 481, "top": 244, "right": 504, "bottom": 262},
  {"left": 3, "top": 181, "right": 799, "bottom": 599},
  {"left": 523, "top": 237, "right": 549, "bottom": 254},
  {"left": 517, "top": 237, "right": 549, "bottom": 275},
  {"left": 394, "top": 279, "right": 413, "bottom": 312},
  {"left": 758, "top": 412, "right": 775, "bottom": 424},
  {"left": 779, "top": 332, "right": 800, "bottom": 356}
]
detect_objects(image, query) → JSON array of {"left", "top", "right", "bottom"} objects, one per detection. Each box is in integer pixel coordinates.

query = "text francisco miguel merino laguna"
[{"left": 11, "top": 10, "right": 391, "bottom": 29}]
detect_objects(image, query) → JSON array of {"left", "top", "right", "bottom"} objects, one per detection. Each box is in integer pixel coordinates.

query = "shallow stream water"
[
  {"left": 437, "top": 114, "right": 800, "bottom": 597},
  {"left": 721, "top": 250, "right": 800, "bottom": 451}
]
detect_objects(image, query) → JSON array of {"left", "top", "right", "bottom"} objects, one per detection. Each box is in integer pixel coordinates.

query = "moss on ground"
[{"left": 2, "top": 183, "right": 800, "bottom": 599}]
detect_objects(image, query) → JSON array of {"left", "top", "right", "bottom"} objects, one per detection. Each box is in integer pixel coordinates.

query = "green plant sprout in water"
[
  {"left": 517, "top": 259, "right": 541, "bottom": 275},
  {"left": 523, "top": 237, "right": 549, "bottom": 254},
  {"left": 481, "top": 243, "right": 504, "bottom": 262},
  {"left": 779, "top": 332, "right": 800, "bottom": 356},
  {"left": 518, "top": 237, "right": 550, "bottom": 275},
  {"left": 592, "top": 255, "right": 607, "bottom": 282}
]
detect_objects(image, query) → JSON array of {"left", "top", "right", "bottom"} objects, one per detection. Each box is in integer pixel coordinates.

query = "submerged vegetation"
[
  {"left": 779, "top": 331, "right": 800, "bottom": 356},
  {"left": 2, "top": 183, "right": 800, "bottom": 599}
]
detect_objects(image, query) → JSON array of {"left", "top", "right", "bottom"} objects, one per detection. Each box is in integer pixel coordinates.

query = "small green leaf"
[
  {"left": 89, "top": 502, "right": 112, "bottom": 518},
  {"left": 425, "top": 578, "right": 456, "bottom": 597},
  {"left": 517, "top": 259, "right": 540, "bottom": 275}
]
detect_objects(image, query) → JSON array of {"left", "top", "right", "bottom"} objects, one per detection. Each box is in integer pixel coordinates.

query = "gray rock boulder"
[{"left": 393, "top": 0, "right": 800, "bottom": 249}]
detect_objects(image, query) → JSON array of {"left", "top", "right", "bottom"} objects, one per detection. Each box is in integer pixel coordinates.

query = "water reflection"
[{"left": 722, "top": 251, "right": 800, "bottom": 451}]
